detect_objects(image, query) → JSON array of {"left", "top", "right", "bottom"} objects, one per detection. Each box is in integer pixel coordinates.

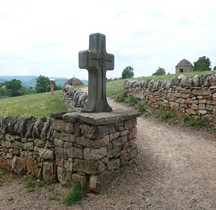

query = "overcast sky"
[{"left": 0, "top": 0, "right": 215, "bottom": 80}]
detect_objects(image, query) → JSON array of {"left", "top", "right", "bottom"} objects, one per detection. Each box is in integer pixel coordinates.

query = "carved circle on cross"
[{"left": 99, "top": 54, "right": 106, "bottom": 67}]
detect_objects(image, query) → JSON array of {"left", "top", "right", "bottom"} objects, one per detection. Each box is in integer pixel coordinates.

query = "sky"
[{"left": 0, "top": 0, "right": 216, "bottom": 80}]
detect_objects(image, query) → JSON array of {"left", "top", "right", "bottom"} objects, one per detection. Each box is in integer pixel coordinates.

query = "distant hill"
[{"left": 0, "top": 76, "right": 88, "bottom": 87}]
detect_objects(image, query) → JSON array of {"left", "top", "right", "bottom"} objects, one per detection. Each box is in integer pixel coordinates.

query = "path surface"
[{"left": 0, "top": 97, "right": 216, "bottom": 210}]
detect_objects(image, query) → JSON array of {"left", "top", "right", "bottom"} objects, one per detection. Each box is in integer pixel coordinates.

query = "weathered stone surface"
[
  {"left": 55, "top": 132, "right": 75, "bottom": 142},
  {"left": 55, "top": 147, "right": 68, "bottom": 159},
  {"left": 11, "top": 156, "right": 26, "bottom": 174},
  {"left": 2, "top": 140, "right": 11, "bottom": 148},
  {"left": 67, "top": 147, "right": 83, "bottom": 159},
  {"left": 38, "top": 148, "right": 54, "bottom": 160},
  {"left": 170, "top": 102, "right": 179, "bottom": 110},
  {"left": 54, "top": 138, "right": 63, "bottom": 147},
  {"left": 12, "top": 141, "right": 24, "bottom": 150},
  {"left": 63, "top": 110, "right": 140, "bottom": 126},
  {"left": 24, "top": 142, "right": 34, "bottom": 151},
  {"left": 107, "top": 159, "right": 120, "bottom": 170},
  {"left": 89, "top": 168, "right": 125, "bottom": 193},
  {"left": 124, "top": 118, "right": 137, "bottom": 129},
  {"left": 5, "top": 134, "right": 15, "bottom": 141},
  {"left": 72, "top": 174, "right": 87, "bottom": 189},
  {"left": 108, "top": 148, "right": 120, "bottom": 158},
  {"left": 42, "top": 162, "right": 55, "bottom": 181},
  {"left": 25, "top": 157, "right": 39, "bottom": 177},
  {"left": 84, "top": 147, "right": 107, "bottom": 160},
  {"left": 52, "top": 119, "right": 66, "bottom": 131},
  {"left": 73, "top": 160, "right": 98, "bottom": 174},
  {"left": 34, "top": 139, "right": 45, "bottom": 147},
  {"left": 64, "top": 160, "right": 73, "bottom": 172}
]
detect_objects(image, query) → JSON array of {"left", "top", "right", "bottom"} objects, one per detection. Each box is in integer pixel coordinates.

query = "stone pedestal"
[{"left": 52, "top": 110, "right": 140, "bottom": 193}]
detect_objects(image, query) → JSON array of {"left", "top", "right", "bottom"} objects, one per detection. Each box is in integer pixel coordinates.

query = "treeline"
[{"left": 0, "top": 75, "right": 62, "bottom": 98}]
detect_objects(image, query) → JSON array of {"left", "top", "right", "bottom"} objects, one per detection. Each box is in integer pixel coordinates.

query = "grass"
[
  {"left": 62, "top": 180, "right": 85, "bottom": 206},
  {"left": 0, "top": 169, "right": 8, "bottom": 186},
  {"left": 0, "top": 90, "right": 67, "bottom": 117},
  {"left": 24, "top": 174, "right": 57, "bottom": 193}
]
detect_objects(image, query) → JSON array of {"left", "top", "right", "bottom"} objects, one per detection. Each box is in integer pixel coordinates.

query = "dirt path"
[{"left": 1, "top": 97, "right": 216, "bottom": 210}]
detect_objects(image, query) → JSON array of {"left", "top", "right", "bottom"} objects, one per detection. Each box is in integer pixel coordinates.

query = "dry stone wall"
[
  {"left": 124, "top": 72, "right": 216, "bottom": 125},
  {"left": 63, "top": 84, "right": 87, "bottom": 112},
  {"left": 0, "top": 110, "right": 139, "bottom": 193}
]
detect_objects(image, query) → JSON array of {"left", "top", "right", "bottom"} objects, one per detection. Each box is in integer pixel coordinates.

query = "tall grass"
[{"left": 0, "top": 90, "right": 67, "bottom": 117}]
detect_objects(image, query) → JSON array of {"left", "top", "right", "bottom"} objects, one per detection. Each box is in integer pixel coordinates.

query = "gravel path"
[{"left": 0, "top": 97, "right": 216, "bottom": 210}]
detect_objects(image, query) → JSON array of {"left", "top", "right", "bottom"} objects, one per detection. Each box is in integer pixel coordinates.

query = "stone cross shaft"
[{"left": 79, "top": 33, "right": 114, "bottom": 113}]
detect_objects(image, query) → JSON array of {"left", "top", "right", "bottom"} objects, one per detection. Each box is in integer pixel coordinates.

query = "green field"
[
  {"left": 0, "top": 71, "right": 213, "bottom": 117},
  {"left": 0, "top": 90, "right": 67, "bottom": 117}
]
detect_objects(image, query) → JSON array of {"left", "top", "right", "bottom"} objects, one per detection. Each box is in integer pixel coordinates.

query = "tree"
[
  {"left": 122, "top": 66, "right": 134, "bottom": 79},
  {"left": 193, "top": 56, "right": 211, "bottom": 71},
  {"left": 213, "top": 66, "right": 216, "bottom": 71},
  {"left": 152, "top": 67, "right": 166, "bottom": 76},
  {"left": 5, "top": 79, "right": 23, "bottom": 97},
  {"left": 35, "top": 75, "right": 50, "bottom": 93}
]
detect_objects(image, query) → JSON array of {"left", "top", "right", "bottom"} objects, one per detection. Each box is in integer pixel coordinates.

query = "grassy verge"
[{"left": 0, "top": 90, "right": 67, "bottom": 117}]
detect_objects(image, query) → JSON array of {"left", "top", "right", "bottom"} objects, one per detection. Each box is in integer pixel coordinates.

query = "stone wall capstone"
[{"left": 124, "top": 72, "right": 216, "bottom": 125}]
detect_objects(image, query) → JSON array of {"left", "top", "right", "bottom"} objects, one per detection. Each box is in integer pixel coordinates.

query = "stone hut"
[
  {"left": 175, "top": 59, "right": 193, "bottom": 73},
  {"left": 64, "top": 76, "right": 83, "bottom": 86}
]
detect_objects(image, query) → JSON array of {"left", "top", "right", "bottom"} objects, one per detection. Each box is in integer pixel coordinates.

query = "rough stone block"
[
  {"left": 89, "top": 168, "right": 125, "bottom": 193},
  {"left": 76, "top": 135, "right": 109, "bottom": 149},
  {"left": 107, "top": 159, "right": 120, "bottom": 170},
  {"left": 73, "top": 159, "right": 99, "bottom": 174},
  {"left": 64, "top": 122, "right": 75, "bottom": 134},
  {"left": 25, "top": 157, "right": 39, "bottom": 177},
  {"left": 12, "top": 141, "right": 23, "bottom": 150},
  {"left": 64, "top": 160, "right": 73, "bottom": 172},
  {"left": 24, "top": 142, "right": 34, "bottom": 151},
  {"left": 109, "top": 132, "right": 120, "bottom": 141},
  {"left": 52, "top": 119, "right": 66, "bottom": 131},
  {"left": 11, "top": 156, "right": 26, "bottom": 174},
  {"left": 38, "top": 148, "right": 54, "bottom": 160},
  {"left": 84, "top": 147, "right": 107, "bottom": 160},
  {"left": 57, "top": 166, "right": 72, "bottom": 186},
  {"left": 108, "top": 146, "right": 121, "bottom": 157},
  {"left": 43, "top": 162, "right": 55, "bottom": 181},
  {"left": 56, "top": 132, "right": 75, "bottom": 142},
  {"left": 129, "top": 127, "right": 137, "bottom": 139},
  {"left": 198, "top": 104, "right": 206, "bottom": 110},
  {"left": 2, "top": 140, "right": 11, "bottom": 148},
  {"left": 124, "top": 118, "right": 137, "bottom": 130},
  {"left": 54, "top": 138, "right": 63, "bottom": 147},
  {"left": 55, "top": 147, "right": 68, "bottom": 159},
  {"left": 67, "top": 147, "right": 83, "bottom": 159},
  {"left": 5, "top": 134, "right": 15, "bottom": 142},
  {"left": 80, "top": 124, "right": 98, "bottom": 138},
  {"left": 72, "top": 174, "right": 87, "bottom": 189}
]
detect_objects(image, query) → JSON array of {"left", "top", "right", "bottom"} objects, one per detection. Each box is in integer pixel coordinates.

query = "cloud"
[{"left": 0, "top": 0, "right": 216, "bottom": 79}]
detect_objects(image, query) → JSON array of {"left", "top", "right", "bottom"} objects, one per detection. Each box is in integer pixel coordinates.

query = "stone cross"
[{"left": 79, "top": 33, "right": 114, "bottom": 113}]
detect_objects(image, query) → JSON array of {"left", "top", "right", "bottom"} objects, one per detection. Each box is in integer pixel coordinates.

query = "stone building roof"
[
  {"left": 64, "top": 77, "right": 83, "bottom": 86},
  {"left": 176, "top": 59, "right": 193, "bottom": 67}
]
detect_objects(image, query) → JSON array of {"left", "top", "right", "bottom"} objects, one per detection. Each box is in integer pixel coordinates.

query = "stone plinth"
[{"left": 52, "top": 110, "right": 140, "bottom": 192}]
